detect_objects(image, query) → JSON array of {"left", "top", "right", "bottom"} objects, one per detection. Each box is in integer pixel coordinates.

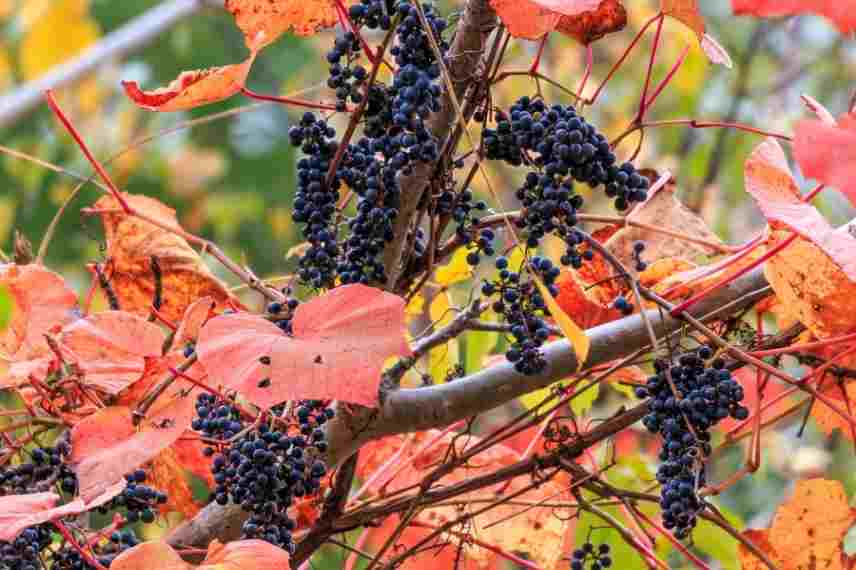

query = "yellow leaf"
[
  {"left": 429, "top": 291, "right": 459, "bottom": 383},
  {"left": 534, "top": 277, "right": 590, "bottom": 368},
  {"left": 19, "top": 0, "right": 100, "bottom": 80},
  {"left": 435, "top": 245, "right": 478, "bottom": 286},
  {"left": 0, "top": 43, "right": 11, "bottom": 91},
  {"left": 405, "top": 292, "right": 425, "bottom": 318}
]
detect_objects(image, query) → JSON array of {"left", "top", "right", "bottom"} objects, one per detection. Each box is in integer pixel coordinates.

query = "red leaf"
[
  {"left": 489, "top": 0, "right": 601, "bottom": 39},
  {"left": 556, "top": 0, "right": 627, "bottom": 44},
  {"left": 487, "top": 0, "right": 561, "bottom": 39},
  {"left": 111, "top": 541, "right": 189, "bottom": 570},
  {"left": 122, "top": 54, "right": 256, "bottom": 112},
  {"left": 69, "top": 398, "right": 195, "bottom": 501},
  {"left": 732, "top": 0, "right": 856, "bottom": 33},
  {"left": 0, "top": 482, "right": 124, "bottom": 542},
  {"left": 61, "top": 311, "right": 165, "bottom": 394},
  {"left": 174, "top": 297, "right": 216, "bottom": 348},
  {"left": 0, "top": 264, "right": 79, "bottom": 361},
  {"left": 197, "top": 284, "right": 411, "bottom": 408},
  {"left": 744, "top": 137, "right": 856, "bottom": 281},
  {"left": 794, "top": 114, "right": 856, "bottom": 209},
  {"left": 530, "top": 0, "right": 601, "bottom": 16}
]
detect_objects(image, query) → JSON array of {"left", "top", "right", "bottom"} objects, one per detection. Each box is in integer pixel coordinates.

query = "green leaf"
[
  {"left": 464, "top": 329, "right": 498, "bottom": 375},
  {"left": 0, "top": 284, "right": 12, "bottom": 331},
  {"left": 574, "top": 501, "right": 649, "bottom": 570}
]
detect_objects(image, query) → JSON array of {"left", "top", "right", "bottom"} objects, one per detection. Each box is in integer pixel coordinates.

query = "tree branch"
[
  {"left": 0, "top": 0, "right": 219, "bottom": 129},
  {"left": 167, "top": 264, "right": 771, "bottom": 550},
  {"left": 381, "top": 0, "right": 498, "bottom": 291}
]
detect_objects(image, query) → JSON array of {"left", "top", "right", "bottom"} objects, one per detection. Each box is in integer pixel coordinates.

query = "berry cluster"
[
  {"left": 482, "top": 255, "right": 560, "bottom": 375},
  {"left": 292, "top": 1, "right": 449, "bottom": 287},
  {"left": 193, "top": 396, "right": 334, "bottom": 553},
  {"left": 0, "top": 443, "right": 75, "bottom": 496},
  {"left": 94, "top": 470, "right": 166, "bottom": 524},
  {"left": 485, "top": 96, "right": 649, "bottom": 210},
  {"left": 570, "top": 542, "right": 612, "bottom": 570},
  {"left": 289, "top": 113, "right": 342, "bottom": 289},
  {"left": 483, "top": 96, "right": 649, "bottom": 263},
  {"left": 636, "top": 348, "right": 748, "bottom": 538},
  {"left": 0, "top": 526, "right": 52, "bottom": 570}
]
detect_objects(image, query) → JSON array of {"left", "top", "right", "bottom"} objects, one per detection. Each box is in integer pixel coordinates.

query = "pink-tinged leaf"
[
  {"left": 794, "top": 114, "right": 856, "bottom": 208},
  {"left": 201, "top": 539, "right": 293, "bottom": 570},
  {"left": 197, "top": 284, "right": 411, "bottom": 408},
  {"left": 111, "top": 542, "right": 190, "bottom": 570},
  {"left": 800, "top": 94, "right": 836, "bottom": 125},
  {"left": 174, "top": 297, "right": 216, "bottom": 348},
  {"left": 69, "top": 399, "right": 195, "bottom": 501},
  {"left": 61, "top": 311, "right": 165, "bottom": 394},
  {"left": 701, "top": 33, "right": 732, "bottom": 68},
  {"left": 122, "top": 54, "right": 256, "bottom": 112},
  {"left": 0, "top": 481, "right": 125, "bottom": 542},
  {"left": 0, "top": 264, "right": 79, "bottom": 361},
  {"left": 745, "top": 138, "right": 856, "bottom": 281},
  {"left": 530, "top": 0, "right": 601, "bottom": 16},
  {"left": 732, "top": 0, "right": 856, "bottom": 33}
]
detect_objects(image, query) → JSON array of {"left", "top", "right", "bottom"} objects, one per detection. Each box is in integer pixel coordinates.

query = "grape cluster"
[
  {"left": 327, "top": 0, "right": 396, "bottom": 111},
  {"left": 0, "top": 526, "right": 52, "bottom": 570},
  {"left": 483, "top": 96, "right": 649, "bottom": 262},
  {"left": 482, "top": 255, "right": 560, "bottom": 375},
  {"left": 635, "top": 348, "right": 749, "bottom": 538},
  {"left": 570, "top": 542, "right": 612, "bottom": 570},
  {"left": 0, "top": 443, "right": 75, "bottom": 496},
  {"left": 292, "top": 1, "right": 449, "bottom": 287},
  {"left": 94, "top": 470, "right": 166, "bottom": 524},
  {"left": 289, "top": 113, "right": 342, "bottom": 289},
  {"left": 193, "top": 396, "right": 334, "bottom": 553}
]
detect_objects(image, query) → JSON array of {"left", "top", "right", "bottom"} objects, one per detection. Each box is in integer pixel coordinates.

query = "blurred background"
[{"left": 1, "top": 0, "right": 855, "bottom": 566}]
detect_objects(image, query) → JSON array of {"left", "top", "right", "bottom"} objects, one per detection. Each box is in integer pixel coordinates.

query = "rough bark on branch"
[
  {"left": 168, "top": 264, "right": 770, "bottom": 550},
  {"left": 380, "top": 0, "right": 498, "bottom": 290}
]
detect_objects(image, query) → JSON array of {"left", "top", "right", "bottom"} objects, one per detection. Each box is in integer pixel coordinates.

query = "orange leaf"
[
  {"left": 554, "top": 270, "right": 622, "bottom": 329},
  {"left": 148, "top": 446, "right": 200, "bottom": 519},
  {"left": 556, "top": 0, "right": 627, "bottom": 44},
  {"left": 122, "top": 53, "right": 256, "bottom": 112},
  {"left": 111, "top": 539, "right": 291, "bottom": 570},
  {"left": 111, "top": 541, "right": 190, "bottom": 570},
  {"left": 95, "top": 193, "right": 239, "bottom": 323},
  {"left": 812, "top": 379, "right": 856, "bottom": 442},
  {"left": 738, "top": 479, "right": 856, "bottom": 570},
  {"left": 197, "top": 284, "right": 411, "bottom": 408},
  {"left": 661, "top": 0, "right": 705, "bottom": 36},
  {"left": 60, "top": 311, "right": 165, "bottom": 394},
  {"left": 795, "top": 114, "right": 856, "bottom": 208},
  {"left": 732, "top": 0, "right": 856, "bottom": 33},
  {"left": 227, "top": 0, "right": 353, "bottom": 48},
  {"left": 69, "top": 398, "right": 196, "bottom": 501},
  {"left": 0, "top": 264, "right": 79, "bottom": 362},
  {"left": 175, "top": 297, "right": 216, "bottom": 348},
  {"left": 744, "top": 138, "right": 856, "bottom": 337}
]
